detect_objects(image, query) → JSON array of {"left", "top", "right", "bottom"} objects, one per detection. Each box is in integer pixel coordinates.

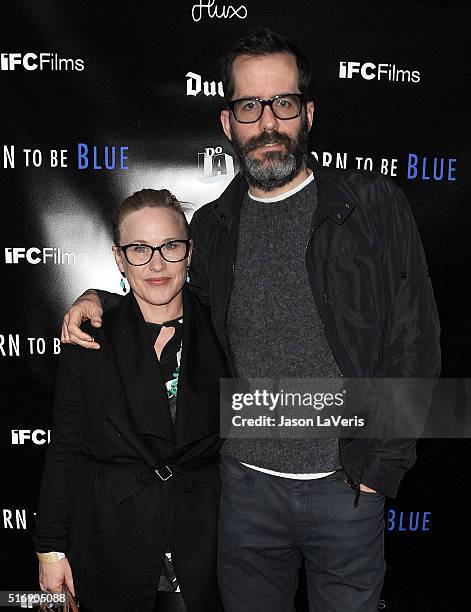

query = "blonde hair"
[{"left": 112, "top": 188, "right": 190, "bottom": 245}]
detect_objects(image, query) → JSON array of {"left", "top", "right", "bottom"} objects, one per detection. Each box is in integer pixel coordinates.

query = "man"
[{"left": 62, "top": 28, "right": 440, "bottom": 612}]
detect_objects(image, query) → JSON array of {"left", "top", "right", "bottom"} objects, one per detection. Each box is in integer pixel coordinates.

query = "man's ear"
[
  {"left": 220, "top": 109, "right": 233, "bottom": 142},
  {"left": 306, "top": 100, "right": 315, "bottom": 130}
]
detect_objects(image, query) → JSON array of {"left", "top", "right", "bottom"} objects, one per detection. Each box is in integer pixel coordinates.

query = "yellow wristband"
[{"left": 36, "top": 552, "right": 65, "bottom": 563}]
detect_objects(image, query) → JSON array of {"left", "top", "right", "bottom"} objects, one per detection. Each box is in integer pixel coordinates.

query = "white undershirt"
[
  {"left": 248, "top": 169, "right": 314, "bottom": 202},
  {"left": 241, "top": 169, "right": 336, "bottom": 480},
  {"left": 240, "top": 463, "right": 336, "bottom": 480}
]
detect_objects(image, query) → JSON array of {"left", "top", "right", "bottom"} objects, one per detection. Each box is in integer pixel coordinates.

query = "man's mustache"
[{"left": 242, "top": 132, "right": 292, "bottom": 154}]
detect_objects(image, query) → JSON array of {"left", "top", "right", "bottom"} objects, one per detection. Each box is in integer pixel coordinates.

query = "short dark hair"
[
  {"left": 221, "top": 27, "right": 314, "bottom": 103},
  {"left": 113, "top": 188, "right": 190, "bottom": 246}
]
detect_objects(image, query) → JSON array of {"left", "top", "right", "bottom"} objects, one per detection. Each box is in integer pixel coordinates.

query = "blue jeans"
[{"left": 218, "top": 456, "right": 385, "bottom": 612}]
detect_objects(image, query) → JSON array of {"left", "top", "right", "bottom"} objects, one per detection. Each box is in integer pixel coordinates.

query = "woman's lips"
[{"left": 145, "top": 277, "right": 171, "bottom": 286}]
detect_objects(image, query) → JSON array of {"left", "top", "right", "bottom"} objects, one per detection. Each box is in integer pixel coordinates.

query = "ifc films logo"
[
  {"left": 1, "top": 52, "right": 84, "bottom": 71},
  {"left": 4, "top": 247, "right": 86, "bottom": 265},
  {"left": 339, "top": 61, "right": 420, "bottom": 83}
]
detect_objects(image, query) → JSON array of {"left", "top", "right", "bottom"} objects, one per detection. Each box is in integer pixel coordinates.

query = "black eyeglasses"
[
  {"left": 228, "top": 93, "right": 305, "bottom": 124},
  {"left": 118, "top": 240, "right": 190, "bottom": 265}
]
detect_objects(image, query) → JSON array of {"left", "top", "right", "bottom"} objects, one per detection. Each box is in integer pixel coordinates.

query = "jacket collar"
[
  {"left": 106, "top": 290, "right": 176, "bottom": 442},
  {"left": 105, "top": 287, "right": 222, "bottom": 451},
  {"left": 211, "top": 156, "right": 355, "bottom": 227}
]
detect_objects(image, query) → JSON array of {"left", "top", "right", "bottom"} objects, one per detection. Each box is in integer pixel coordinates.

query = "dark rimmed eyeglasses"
[
  {"left": 228, "top": 93, "right": 305, "bottom": 124},
  {"left": 118, "top": 240, "right": 190, "bottom": 265}
]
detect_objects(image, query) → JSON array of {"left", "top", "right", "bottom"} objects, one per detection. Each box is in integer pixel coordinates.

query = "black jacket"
[
  {"left": 189, "top": 159, "right": 441, "bottom": 499},
  {"left": 34, "top": 288, "right": 230, "bottom": 612}
]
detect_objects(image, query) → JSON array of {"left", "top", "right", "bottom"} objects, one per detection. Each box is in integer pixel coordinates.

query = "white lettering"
[
  {"left": 0, "top": 333, "right": 20, "bottom": 357},
  {"left": 192, "top": 0, "right": 247, "bottom": 22},
  {"left": 3, "top": 145, "right": 15, "bottom": 168}
]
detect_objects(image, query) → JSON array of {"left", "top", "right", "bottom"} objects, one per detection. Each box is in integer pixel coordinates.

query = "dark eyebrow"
[{"left": 235, "top": 92, "right": 299, "bottom": 100}]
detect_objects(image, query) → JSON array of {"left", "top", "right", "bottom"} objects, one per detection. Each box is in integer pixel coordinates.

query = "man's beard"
[{"left": 230, "top": 113, "right": 310, "bottom": 192}]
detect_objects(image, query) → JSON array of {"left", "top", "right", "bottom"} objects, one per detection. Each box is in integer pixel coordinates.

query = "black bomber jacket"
[{"left": 189, "top": 158, "right": 441, "bottom": 500}]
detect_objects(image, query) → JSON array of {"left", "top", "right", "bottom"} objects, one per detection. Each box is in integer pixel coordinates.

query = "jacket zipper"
[
  {"left": 349, "top": 269, "right": 388, "bottom": 504},
  {"left": 304, "top": 214, "right": 324, "bottom": 257},
  {"left": 305, "top": 213, "right": 362, "bottom": 505},
  {"left": 224, "top": 263, "right": 236, "bottom": 376},
  {"left": 349, "top": 274, "right": 388, "bottom": 506},
  {"left": 222, "top": 220, "right": 237, "bottom": 375},
  {"left": 350, "top": 281, "right": 388, "bottom": 506}
]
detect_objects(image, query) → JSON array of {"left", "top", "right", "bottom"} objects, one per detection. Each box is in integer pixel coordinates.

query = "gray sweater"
[{"left": 222, "top": 176, "right": 342, "bottom": 473}]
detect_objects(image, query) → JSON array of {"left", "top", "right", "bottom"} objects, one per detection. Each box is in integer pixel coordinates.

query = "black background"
[{"left": 1, "top": 1, "right": 470, "bottom": 610}]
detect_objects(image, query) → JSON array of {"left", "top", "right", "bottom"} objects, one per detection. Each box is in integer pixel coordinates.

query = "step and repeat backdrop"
[{"left": 1, "top": 1, "right": 469, "bottom": 610}]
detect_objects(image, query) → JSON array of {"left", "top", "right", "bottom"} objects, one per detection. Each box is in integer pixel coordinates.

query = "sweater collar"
[
  {"left": 248, "top": 169, "right": 314, "bottom": 202},
  {"left": 212, "top": 157, "right": 355, "bottom": 226}
]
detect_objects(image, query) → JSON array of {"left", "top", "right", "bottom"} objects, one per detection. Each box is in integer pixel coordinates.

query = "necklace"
[
  {"left": 145, "top": 318, "right": 183, "bottom": 399},
  {"left": 166, "top": 343, "right": 182, "bottom": 398}
]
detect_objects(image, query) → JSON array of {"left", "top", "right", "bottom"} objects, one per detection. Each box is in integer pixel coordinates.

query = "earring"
[
  {"left": 120, "top": 272, "right": 127, "bottom": 293},
  {"left": 185, "top": 267, "right": 190, "bottom": 284}
]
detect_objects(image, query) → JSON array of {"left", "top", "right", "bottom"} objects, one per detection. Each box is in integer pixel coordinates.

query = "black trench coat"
[{"left": 34, "top": 287, "right": 230, "bottom": 612}]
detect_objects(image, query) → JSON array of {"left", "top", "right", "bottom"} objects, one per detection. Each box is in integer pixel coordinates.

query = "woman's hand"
[{"left": 39, "top": 557, "right": 75, "bottom": 596}]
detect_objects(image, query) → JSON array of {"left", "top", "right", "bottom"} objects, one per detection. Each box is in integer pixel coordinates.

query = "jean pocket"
[
  {"left": 219, "top": 456, "right": 250, "bottom": 480},
  {"left": 341, "top": 477, "right": 384, "bottom": 497},
  {"left": 326, "top": 468, "right": 347, "bottom": 481},
  {"left": 360, "top": 488, "right": 384, "bottom": 497}
]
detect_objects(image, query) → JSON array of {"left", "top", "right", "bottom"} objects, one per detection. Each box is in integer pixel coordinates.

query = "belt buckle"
[{"left": 155, "top": 465, "right": 173, "bottom": 481}]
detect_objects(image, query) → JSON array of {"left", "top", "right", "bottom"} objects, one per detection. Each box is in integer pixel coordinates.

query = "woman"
[{"left": 33, "top": 189, "right": 229, "bottom": 612}]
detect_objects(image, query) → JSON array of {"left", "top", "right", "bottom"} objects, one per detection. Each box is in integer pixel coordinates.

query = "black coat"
[
  {"left": 34, "top": 288, "right": 230, "bottom": 612},
  {"left": 189, "top": 160, "right": 441, "bottom": 499}
]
